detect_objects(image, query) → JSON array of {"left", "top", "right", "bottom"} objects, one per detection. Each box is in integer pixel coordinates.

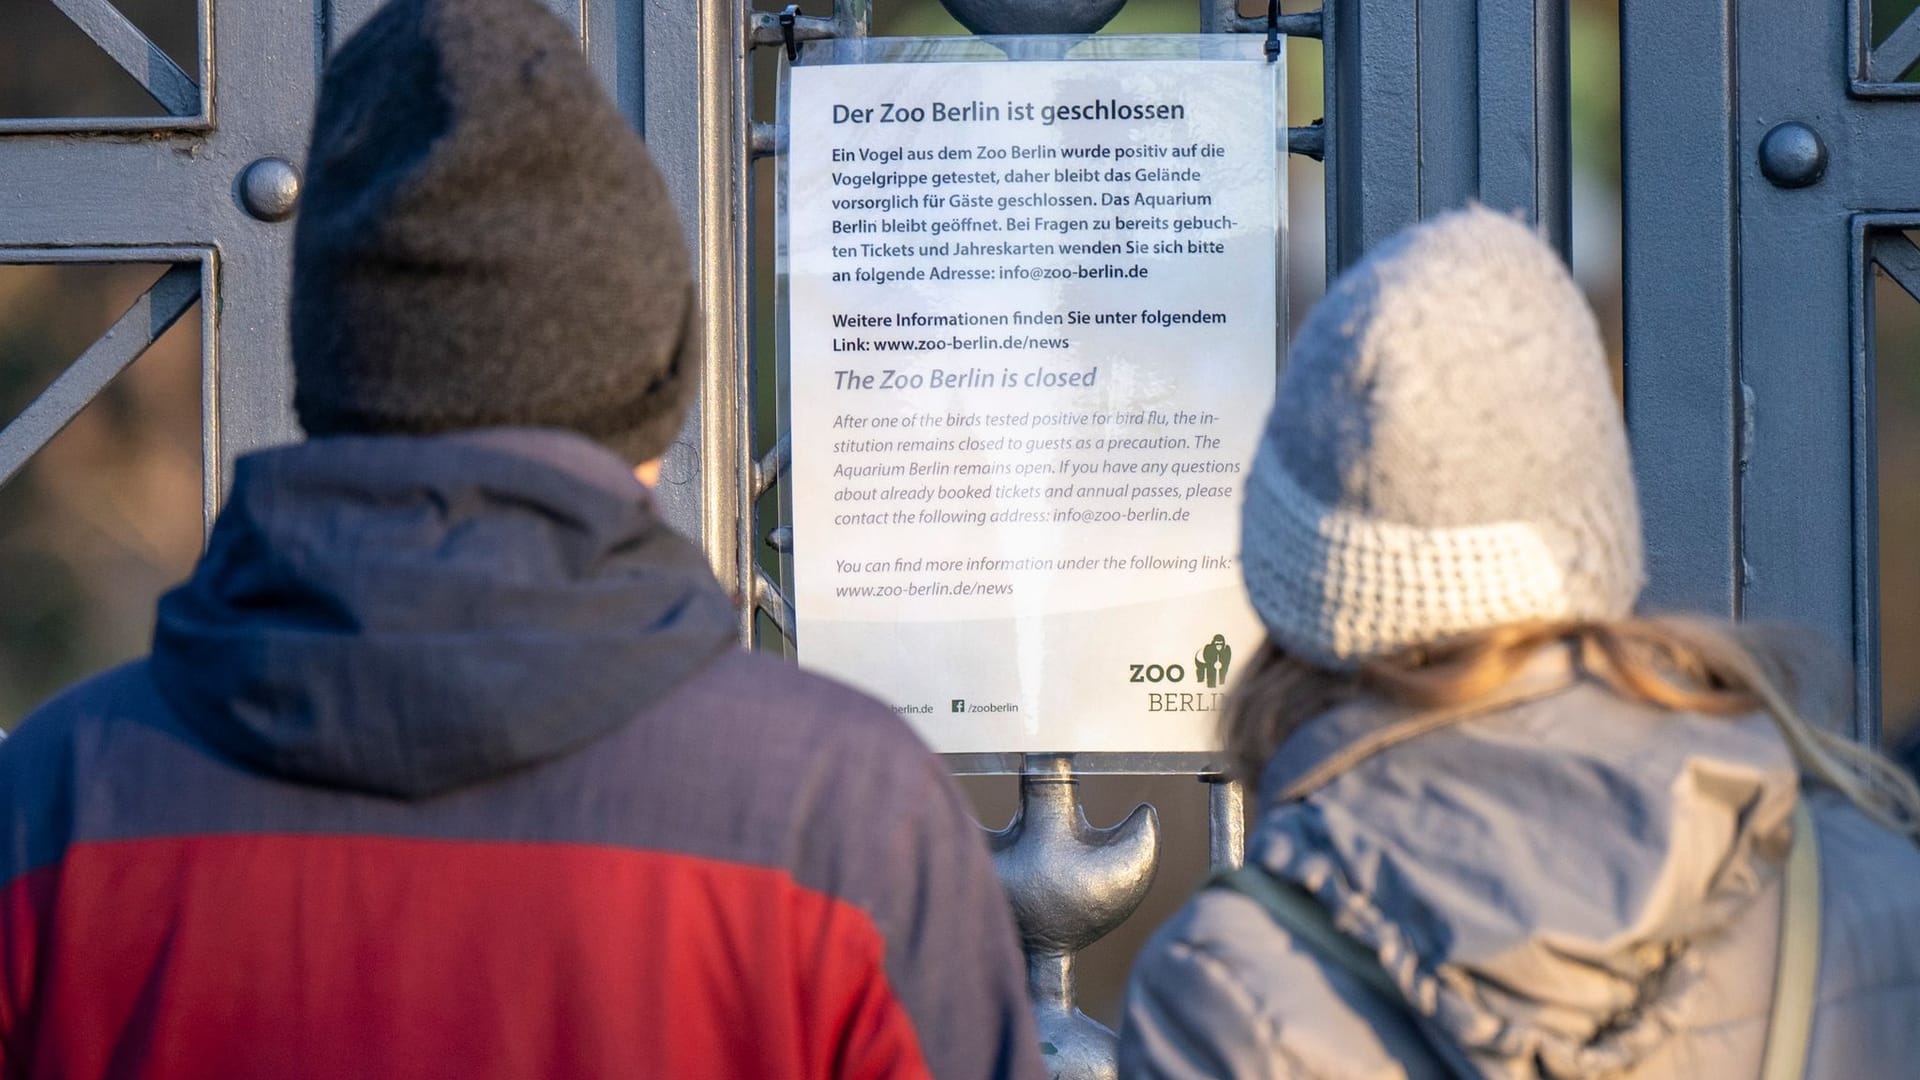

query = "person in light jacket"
[{"left": 1119, "top": 206, "right": 1920, "bottom": 1080}]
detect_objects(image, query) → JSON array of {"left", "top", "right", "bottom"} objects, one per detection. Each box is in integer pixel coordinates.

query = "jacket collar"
[{"left": 1258, "top": 643, "right": 1582, "bottom": 805}]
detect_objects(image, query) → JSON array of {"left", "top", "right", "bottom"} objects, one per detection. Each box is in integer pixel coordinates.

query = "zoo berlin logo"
[{"left": 1130, "top": 633, "right": 1233, "bottom": 712}]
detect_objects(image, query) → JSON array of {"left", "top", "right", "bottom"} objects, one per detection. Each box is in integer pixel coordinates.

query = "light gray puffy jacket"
[{"left": 1119, "top": 652, "right": 1920, "bottom": 1079}]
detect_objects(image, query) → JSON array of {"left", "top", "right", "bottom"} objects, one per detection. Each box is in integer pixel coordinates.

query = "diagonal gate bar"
[
  {"left": 48, "top": 0, "right": 200, "bottom": 116},
  {"left": 1875, "top": 232, "right": 1920, "bottom": 304},
  {"left": 1872, "top": 9, "right": 1920, "bottom": 83},
  {"left": 0, "top": 264, "right": 201, "bottom": 489}
]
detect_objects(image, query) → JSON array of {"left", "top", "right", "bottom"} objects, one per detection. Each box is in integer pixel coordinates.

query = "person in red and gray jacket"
[{"left": 0, "top": 0, "right": 1043, "bottom": 1076}]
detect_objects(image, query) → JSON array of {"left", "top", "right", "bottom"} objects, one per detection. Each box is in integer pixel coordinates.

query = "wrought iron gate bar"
[
  {"left": 749, "top": 120, "right": 784, "bottom": 159},
  {"left": 1869, "top": 10, "right": 1920, "bottom": 84},
  {"left": 1619, "top": 0, "right": 1739, "bottom": 621},
  {"left": 694, "top": 0, "right": 754, "bottom": 642},
  {"left": 1845, "top": 218, "right": 1920, "bottom": 745},
  {"left": 753, "top": 568, "right": 796, "bottom": 641},
  {"left": 1205, "top": 775, "right": 1245, "bottom": 870},
  {"left": 1872, "top": 232, "right": 1920, "bottom": 302},
  {"left": 0, "top": 261, "right": 201, "bottom": 488},
  {"left": 0, "top": 143, "right": 212, "bottom": 245},
  {"left": 1199, "top": 4, "right": 1322, "bottom": 39},
  {"left": 1287, "top": 119, "right": 1324, "bottom": 161},
  {"left": 45, "top": 0, "right": 202, "bottom": 118},
  {"left": 752, "top": 430, "right": 790, "bottom": 498}
]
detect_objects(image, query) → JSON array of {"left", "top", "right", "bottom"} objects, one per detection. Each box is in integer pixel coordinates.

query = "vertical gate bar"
[
  {"left": 694, "top": 0, "right": 753, "bottom": 637},
  {"left": 210, "top": 0, "right": 317, "bottom": 492},
  {"left": 1476, "top": 0, "right": 1570, "bottom": 256},
  {"left": 1326, "top": 0, "right": 1419, "bottom": 270},
  {"left": 1619, "top": 0, "right": 1740, "bottom": 620},
  {"left": 1328, "top": 0, "right": 1569, "bottom": 272},
  {"left": 643, "top": 0, "right": 709, "bottom": 542},
  {"left": 1198, "top": 0, "right": 1235, "bottom": 36},
  {"left": 1417, "top": 0, "right": 1477, "bottom": 221},
  {"left": 1533, "top": 0, "right": 1570, "bottom": 251},
  {"left": 1206, "top": 776, "right": 1246, "bottom": 871},
  {"left": 835, "top": 0, "right": 872, "bottom": 37},
  {"left": 1732, "top": 0, "right": 1860, "bottom": 729},
  {"left": 1854, "top": 225, "right": 1882, "bottom": 744},
  {"left": 198, "top": 256, "right": 220, "bottom": 534}
]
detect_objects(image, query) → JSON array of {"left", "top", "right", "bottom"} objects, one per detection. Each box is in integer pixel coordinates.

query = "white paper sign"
[{"left": 785, "top": 46, "right": 1281, "bottom": 756}]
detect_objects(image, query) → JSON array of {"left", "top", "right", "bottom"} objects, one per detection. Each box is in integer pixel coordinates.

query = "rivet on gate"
[
  {"left": 239, "top": 157, "right": 303, "bottom": 221},
  {"left": 1758, "top": 121, "right": 1828, "bottom": 189}
]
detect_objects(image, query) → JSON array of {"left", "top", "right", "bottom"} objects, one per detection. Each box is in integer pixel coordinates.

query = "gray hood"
[
  {"left": 1250, "top": 648, "right": 1798, "bottom": 1078},
  {"left": 151, "top": 428, "right": 740, "bottom": 800}
]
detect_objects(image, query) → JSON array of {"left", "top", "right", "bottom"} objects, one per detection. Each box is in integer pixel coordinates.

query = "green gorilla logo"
[{"left": 1194, "top": 634, "right": 1232, "bottom": 689}]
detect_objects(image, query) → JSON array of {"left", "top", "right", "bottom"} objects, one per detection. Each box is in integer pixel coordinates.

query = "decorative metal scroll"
[{"left": 989, "top": 756, "right": 1160, "bottom": 1078}]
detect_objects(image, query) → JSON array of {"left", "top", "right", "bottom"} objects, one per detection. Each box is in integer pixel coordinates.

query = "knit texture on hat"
[
  {"left": 1241, "top": 206, "right": 1643, "bottom": 667},
  {"left": 291, "top": 0, "right": 695, "bottom": 464}
]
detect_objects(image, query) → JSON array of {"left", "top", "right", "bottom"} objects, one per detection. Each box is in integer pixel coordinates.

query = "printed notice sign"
[{"left": 784, "top": 42, "right": 1281, "bottom": 757}]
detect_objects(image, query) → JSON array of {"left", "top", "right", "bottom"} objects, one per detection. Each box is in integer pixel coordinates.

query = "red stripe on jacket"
[{"left": 0, "top": 835, "right": 933, "bottom": 1080}]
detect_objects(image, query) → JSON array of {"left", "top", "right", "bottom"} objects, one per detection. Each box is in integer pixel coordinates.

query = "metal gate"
[
  {"left": 1622, "top": 0, "right": 1920, "bottom": 745},
  {"left": 20, "top": 0, "right": 1890, "bottom": 1073}
]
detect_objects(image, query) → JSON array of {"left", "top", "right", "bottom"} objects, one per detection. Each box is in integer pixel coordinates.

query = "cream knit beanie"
[{"left": 1240, "top": 206, "right": 1643, "bottom": 668}]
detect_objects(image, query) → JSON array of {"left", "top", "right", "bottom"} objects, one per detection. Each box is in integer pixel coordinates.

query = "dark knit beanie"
[{"left": 290, "top": 0, "right": 695, "bottom": 464}]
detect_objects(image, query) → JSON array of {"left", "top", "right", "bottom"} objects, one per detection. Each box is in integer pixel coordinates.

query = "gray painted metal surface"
[
  {"left": 0, "top": 0, "right": 305, "bottom": 515},
  {"left": 1620, "top": 0, "right": 1739, "bottom": 623},
  {"left": 1324, "top": 0, "right": 1568, "bottom": 273},
  {"left": 1625, "top": 0, "right": 1914, "bottom": 741}
]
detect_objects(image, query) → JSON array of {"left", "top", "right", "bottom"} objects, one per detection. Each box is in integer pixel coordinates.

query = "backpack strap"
[
  {"left": 1208, "top": 865, "right": 1409, "bottom": 1015},
  {"left": 1760, "top": 800, "right": 1821, "bottom": 1080}
]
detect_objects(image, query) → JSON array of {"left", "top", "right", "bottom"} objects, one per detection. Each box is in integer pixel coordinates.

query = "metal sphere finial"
[{"left": 937, "top": 0, "right": 1128, "bottom": 36}]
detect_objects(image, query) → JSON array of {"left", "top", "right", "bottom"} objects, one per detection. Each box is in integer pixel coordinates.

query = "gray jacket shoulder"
[
  {"left": 1119, "top": 885, "right": 1445, "bottom": 1080},
  {"left": 1123, "top": 790, "right": 1920, "bottom": 1080}
]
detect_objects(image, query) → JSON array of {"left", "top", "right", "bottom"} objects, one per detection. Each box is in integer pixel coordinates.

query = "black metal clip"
[
  {"left": 1265, "top": 0, "right": 1282, "bottom": 62},
  {"left": 779, "top": 4, "right": 800, "bottom": 62}
]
